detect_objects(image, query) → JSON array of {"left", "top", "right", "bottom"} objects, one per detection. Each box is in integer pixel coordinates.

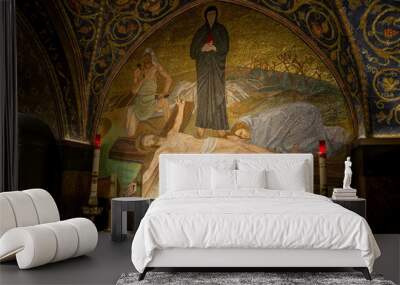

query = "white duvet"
[{"left": 131, "top": 190, "right": 380, "bottom": 273}]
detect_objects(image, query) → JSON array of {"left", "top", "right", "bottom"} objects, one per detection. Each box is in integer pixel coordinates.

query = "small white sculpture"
[{"left": 342, "top": 157, "right": 353, "bottom": 190}]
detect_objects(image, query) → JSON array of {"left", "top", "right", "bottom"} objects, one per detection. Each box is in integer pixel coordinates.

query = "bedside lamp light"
[{"left": 319, "top": 140, "right": 327, "bottom": 196}]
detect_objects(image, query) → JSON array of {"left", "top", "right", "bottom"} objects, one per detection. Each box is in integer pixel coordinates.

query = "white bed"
[{"left": 131, "top": 153, "right": 380, "bottom": 280}]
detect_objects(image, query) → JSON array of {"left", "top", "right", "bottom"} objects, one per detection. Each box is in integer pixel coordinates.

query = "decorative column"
[
  {"left": 82, "top": 134, "right": 103, "bottom": 221},
  {"left": 319, "top": 140, "right": 327, "bottom": 196}
]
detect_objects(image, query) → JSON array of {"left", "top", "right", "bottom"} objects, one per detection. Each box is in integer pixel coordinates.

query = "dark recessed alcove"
[
  {"left": 18, "top": 113, "right": 62, "bottom": 205},
  {"left": 352, "top": 139, "right": 400, "bottom": 233}
]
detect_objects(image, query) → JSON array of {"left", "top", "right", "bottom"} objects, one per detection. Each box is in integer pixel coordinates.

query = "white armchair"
[{"left": 0, "top": 189, "right": 98, "bottom": 269}]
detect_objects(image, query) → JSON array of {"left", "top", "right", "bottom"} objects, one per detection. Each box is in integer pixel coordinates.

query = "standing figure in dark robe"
[{"left": 190, "top": 6, "right": 230, "bottom": 138}]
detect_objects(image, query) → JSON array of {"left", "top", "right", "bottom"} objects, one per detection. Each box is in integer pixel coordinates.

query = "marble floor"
[{"left": 0, "top": 233, "right": 399, "bottom": 285}]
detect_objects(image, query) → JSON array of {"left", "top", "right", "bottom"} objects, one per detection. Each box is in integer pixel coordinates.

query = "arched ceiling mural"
[
  {"left": 89, "top": 0, "right": 368, "bottom": 138},
  {"left": 16, "top": 0, "right": 400, "bottom": 141},
  {"left": 97, "top": 1, "right": 358, "bottom": 195},
  {"left": 103, "top": 2, "right": 355, "bottom": 132}
]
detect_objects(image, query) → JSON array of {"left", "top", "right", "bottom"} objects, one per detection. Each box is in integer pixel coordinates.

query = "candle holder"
[
  {"left": 83, "top": 134, "right": 103, "bottom": 222},
  {"left": 319, "top": 140, "right": 327, "bottom": 196}
]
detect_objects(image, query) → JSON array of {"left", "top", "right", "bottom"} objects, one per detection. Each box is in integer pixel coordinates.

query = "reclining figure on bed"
[
  {"left": 138, "top": 100, "right": 347, "bottom": 198},
  {"left": 139, "top": 99, "right": 271, "bottom": 198}
]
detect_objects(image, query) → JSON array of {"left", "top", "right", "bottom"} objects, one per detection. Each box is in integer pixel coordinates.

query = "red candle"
[
  {"left": 319, "top": 140, "right": 327, "bottom": 156},
  {"left": 94, "top": 134, "right": 101, "bottom": 149}
]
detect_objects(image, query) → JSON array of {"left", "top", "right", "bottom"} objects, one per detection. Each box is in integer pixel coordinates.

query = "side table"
[
  {"left": 331, "top": 197, "right": 366, "bottom": 219},
  {"left": 111, "top": 197, "right": 151, "bottom": 242}
]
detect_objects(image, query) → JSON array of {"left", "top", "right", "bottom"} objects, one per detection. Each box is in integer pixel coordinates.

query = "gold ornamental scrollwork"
[
  {"left": 376, "top": 104, "right": 400, "bottom": 125},
  {"left": 360, "top": 0, "right": 400, "bottom": 127},
  {"left": 260, "top": 0, "right": 299, "bottom": 13},
  {"left": 374, "top": 68, "right": 400, "bottom": 124},
  {"left": 105, "top": 13, "right": 142, "bottom": 48},
  {"left": 361, "top": 1, "right": 400, "bottom": 64},
  {"left": 373, "top": 68, "right": 400, "bottom": 103},
  {"left": 304, "top": 4, "right": 339, "bottom": 49},
  {"left": 63, "top": 0, "right": 100, "bottom": 19},
  {"left": 260, "top": 0, "right": 340, "bottom": 50},
  {"left": 135, "top": 0, "right": 179, "bottom": 22}
]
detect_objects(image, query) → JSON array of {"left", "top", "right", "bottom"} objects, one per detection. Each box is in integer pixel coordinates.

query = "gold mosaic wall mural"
[{"left": 99, "top": 3, "right": 354, "bottom": 197}]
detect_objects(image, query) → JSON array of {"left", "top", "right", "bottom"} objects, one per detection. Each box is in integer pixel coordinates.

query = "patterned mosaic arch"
[
  {"left": 16, "top": 13, "right": 66, "bottom": 139},
  {"left": 92, "top": 0, "right": 366, "bottom": 140},
  {"left": 18, "top": 0, "right": 84, "bottom": 139}
]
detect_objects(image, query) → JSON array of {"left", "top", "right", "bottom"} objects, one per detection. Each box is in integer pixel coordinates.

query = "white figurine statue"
[{"left": 342, "top": 157, "right": 353, "bottom": 190}]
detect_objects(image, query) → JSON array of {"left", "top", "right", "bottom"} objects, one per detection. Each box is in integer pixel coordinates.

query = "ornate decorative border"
[
  {"left": 342, "top": 0, "right": 400, "bottom": 137},
  {"left": 335, "top": 0, "right": 370, "bottom": 137},
  {"left": 49, "top": 0, "right": 88, "bottom": 140}
]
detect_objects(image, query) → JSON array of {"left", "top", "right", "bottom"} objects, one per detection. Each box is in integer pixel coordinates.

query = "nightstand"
[
  {"left": 111, "top": 197, "right": 152, "bottom": 242},
  {"left": 331, "top": 198, "right": 366, "bottom": 219}
]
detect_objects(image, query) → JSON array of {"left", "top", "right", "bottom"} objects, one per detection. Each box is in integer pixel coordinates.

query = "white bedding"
[{"left": 131, "top": 190, "right": 380, "bottom": 273}]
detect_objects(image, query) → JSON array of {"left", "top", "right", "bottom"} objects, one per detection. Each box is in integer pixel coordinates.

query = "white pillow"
[
  {"left": 166, "top": 159, "right": 236, "bottom": 192},
  {"left": 238, "top": 159, "right": 307, "bottom": 191},
  {"left": 167, "top": 159, "right": 236, "bottom": 170},
  {"left": 167, "top": 163, "right": 211, "bottom": 191},
  {"left": 211, "top": 169, "right": 268, "bottom": 190},
  {"left": 236, "top": 169, "right": 267, "bottom": 189},
  {"left": 211, "top": 168, "right": 236, "bottom": 190}
]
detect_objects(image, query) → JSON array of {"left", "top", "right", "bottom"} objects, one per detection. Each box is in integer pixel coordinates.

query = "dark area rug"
[{"left": 116, "top": 271, "right": 396, "bottom": 285}]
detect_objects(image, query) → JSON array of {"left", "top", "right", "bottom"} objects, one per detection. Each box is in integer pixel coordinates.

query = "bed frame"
[{"left": 139, "top": 154, "right": 371, "bottom": 280}]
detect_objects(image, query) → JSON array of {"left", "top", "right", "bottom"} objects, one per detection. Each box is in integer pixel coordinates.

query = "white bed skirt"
[{"left": 148, "top": 248, "right": 366, "bottom": 268}]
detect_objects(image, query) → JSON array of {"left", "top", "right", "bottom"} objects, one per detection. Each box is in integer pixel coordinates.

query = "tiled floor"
[{"left": 0, "top": 233, "right": 399, "bottom": 285}]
